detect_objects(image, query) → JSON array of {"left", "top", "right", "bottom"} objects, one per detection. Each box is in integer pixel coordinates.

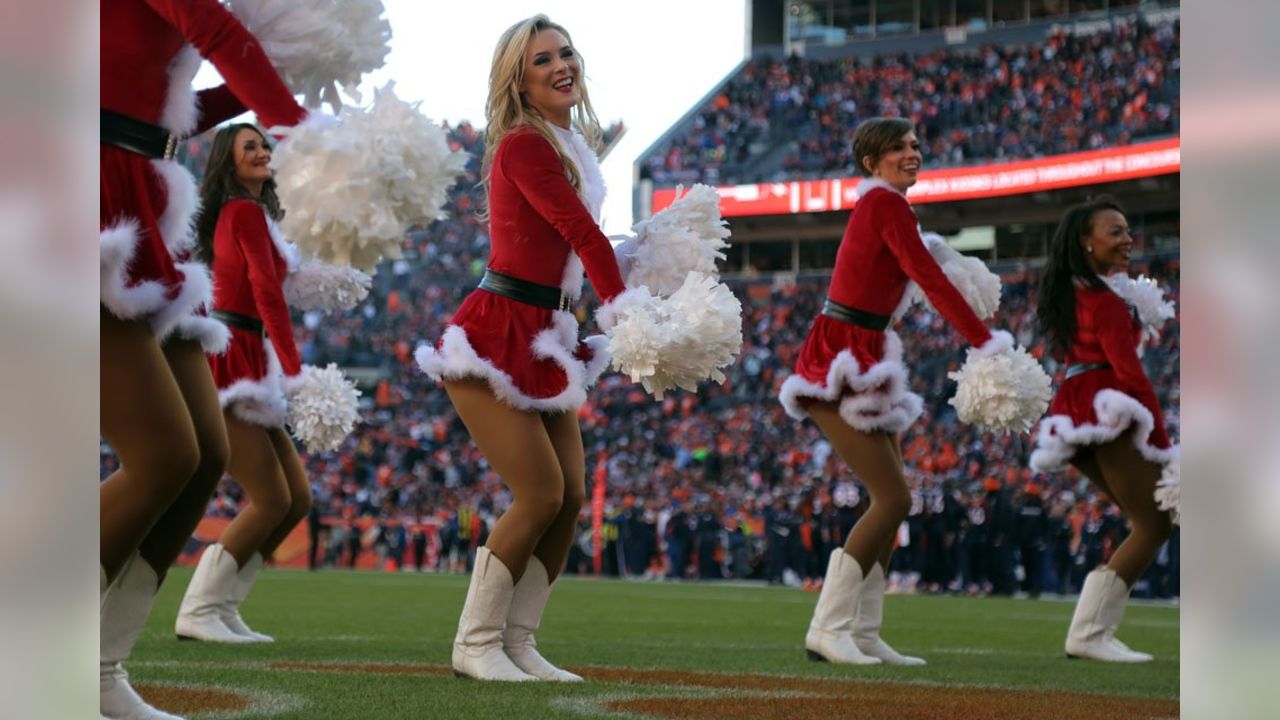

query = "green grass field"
[{"left": 128, "top": 568, "right": 1179, "bottom": 719}]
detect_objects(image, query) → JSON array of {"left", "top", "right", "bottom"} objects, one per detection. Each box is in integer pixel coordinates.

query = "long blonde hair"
[{"left": 482, "top": 15, "right": 603, "bottom": 208}]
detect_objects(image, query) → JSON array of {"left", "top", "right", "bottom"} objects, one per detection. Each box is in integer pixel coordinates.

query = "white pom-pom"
[
  {"left": 1154, "top": 459, "right": 1180, "bottom": 525},
  {"left": 947, "top": 343, "right": 1052, "bottom": 433},
  {"left": 921, "top": 232, "right": 1001, "bottom": 319},
  {"left": 626, "top": 184, "right": 729, "bottom": 296},
  {"left": 1104, "top": 273, "right": 1176, "bottom": 336},
  {"left": 227, "top": 0, "right": 392, "bottom": 112},
  {"left": 271, "top": 85, "right": 469, "bottom": 271},
  {"left": 286, "top": 364, "right": 362, "bottom": 452},
  {"left": 283, "top": 259, "right": 372, "bottom": 312},
  {"left": 603, "top": 272, "right": 743, "bottom": 398}
]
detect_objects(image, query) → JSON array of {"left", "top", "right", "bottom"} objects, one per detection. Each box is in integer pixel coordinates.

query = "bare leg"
[
  {"left": 137, "top": 338, "right": 229, "bottom": 582},
  {"left": 808, "top": 402, "right": 910, "bottom": 575},
  {"left": 100, "top": 309, "right": 198, "bottom": 580},
  {"left": 217, "top": 414, "right": 290, "bottom": 568},
  {"left": 1070, "top": 448, "right": 1127, "bottom": 514},
  {"left": 259, "top": 428, "right": 311, "bottom": 559},
  {"left": 1091, "top": 430, "right": 1173, "bottom": 585},
  {"left": 532, "top": 410, "right": 587, "bottom": 582},
  {"left": 444, "top": 378, "right": 565, "bottom": 583}
]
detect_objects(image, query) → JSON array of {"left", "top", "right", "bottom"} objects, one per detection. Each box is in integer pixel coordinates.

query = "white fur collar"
[
  {"left": 160, "top": 45, "right": 202, "bottom": 136},
  {"left": 854, "top": 177, "right": 904, "bottom": 199},
  {"left": 549, "top": 124, "right": 605, "bottom": 222}
]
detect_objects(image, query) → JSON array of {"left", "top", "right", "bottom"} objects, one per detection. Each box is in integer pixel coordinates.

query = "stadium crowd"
[
  {"left": 640, "top": 18, "right": 1179, "bottom": 187},
  {"left": 100, "top": 106, "right": 1180, "bottom": 603}
]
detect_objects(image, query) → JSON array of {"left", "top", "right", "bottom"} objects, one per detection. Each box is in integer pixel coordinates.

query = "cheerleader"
[
  {"left": 100, "top": 1, "right": 307, "bottom": 717},
  {"left": 416, "top": 14, "right": 640, "bottom": 682},
  {"left": 1030, "top": 197, "right": 1175, "bottom": 662},
  {"left": 778, "top": 117, "right": 1012, "bottom": 666},
  {"left": 172, "top": 124, "right": 310, "bottom": 644}
]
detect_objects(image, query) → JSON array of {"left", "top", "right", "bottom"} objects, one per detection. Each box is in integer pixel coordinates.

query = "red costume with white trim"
[
  {"left": 1031, "top": 285, "right": 1175, "bottom": 470},
  {"left": 779, "top": 180, "right": 995, "bottom": 433},
  {"left": 206, "top": 199, "right": 301, "bottom": 427},
  {"left": 100, "top": 0, "right": 306, "bottom": 351},
  {"left": 417, "top": 125, "right": 626, "bottom": 412}
]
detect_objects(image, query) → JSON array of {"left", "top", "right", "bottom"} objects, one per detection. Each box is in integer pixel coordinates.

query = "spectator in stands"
[
  {"left": 1031, "top": 197, "right": 1175, "bottom": 662},
  {"left": 780, "top": 117, "right": 1013, "bottom": 667},
  {"left": 175, "top": 124, "right": 311, "bottom": 645},
  {"left": 416, "top": 14, "right": 632, "bottom": 683}
]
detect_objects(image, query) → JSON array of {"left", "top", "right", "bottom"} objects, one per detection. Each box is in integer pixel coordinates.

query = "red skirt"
[
  {"left": 209, "top": 327, "right": 288, "bottom": 427},
  {"left": 415, "top": 289, "right": 609, "bottom": 412},
  {"left": 779, "top": 315, "right": 922, "bottom": 433},
  {"left": 100, "top": 145, "right": 227, "bottom": 352},
  {"left": 1030, "top": 368, "right": 1176, "bottom": 471}
]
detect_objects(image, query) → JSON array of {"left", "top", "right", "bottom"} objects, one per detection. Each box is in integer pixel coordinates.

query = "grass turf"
[{"left": 128, "top": 567, "right": 1179, "bottom": 719}]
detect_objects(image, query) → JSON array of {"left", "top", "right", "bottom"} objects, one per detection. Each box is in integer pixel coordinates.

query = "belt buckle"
[
  {"left": 558, "top": 293, "right": 572, "bottom": 312},
  {"left": 163, "top": 133, "right": 180, "bottom": 161}
]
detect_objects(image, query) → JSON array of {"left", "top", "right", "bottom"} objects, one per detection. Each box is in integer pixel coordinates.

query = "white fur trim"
[
  {"left": 263, "top": 210, "right": 300, "bottom": 272},
  {"left": 777, "top": 331, "right": 923, "bottom": 434},
  {"left": 854, "top": 177, "right": 903, "bottom": 199},
  {"left": 559, "top": 251, "right": 584, "bottom": 299},
  {"left": 150, "top": 261, "right": 214, "bottom": 346},
  {"left": 150, "top": 160, "right": 199, "bottom": 255},
  {"left": 416, "top": 311, "right": 606, "bottom": 412},
  {"left": 550, "top": 124, "right": 605, "bottom": 221},
  {"left": 100, "top": 222, "right": 170, "bottom": 320},
  {"left": 159, "top": 45, "right": 202, "bottom": 136},
  {"left": 594, "top": 287, "right": 651, "bottom": 333},
  {"left": 172, "top": 314, "right": 230, "bottom": 354},
  {"left": 1030, "top": 388, "right": 1179, "bottom": 472},
  {"left": 971, "top": 330, "right": 1014, "bottom": 359},
  {"left": 218, "top": 337, "right": 289, "bottom": 427}
]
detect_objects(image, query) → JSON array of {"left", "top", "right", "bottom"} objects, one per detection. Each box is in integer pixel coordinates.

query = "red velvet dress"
[
  {"left": 100, "top": 0, "right": 306, "bottom": 351},
  {"left": 416, "top": 126, "right": 626, "bottom": 412},
  {"left": 779, "top": 179, "right": 994, "bottom": 433},
  {"left": 206, "top": 199, "right": 302, "bottom": 427},
  {"left": 1030, "top": 285, "right": 1175, "bottom": 470}
]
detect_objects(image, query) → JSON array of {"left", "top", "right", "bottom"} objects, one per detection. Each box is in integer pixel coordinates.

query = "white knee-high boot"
[
  {"left": 804, "top": 549, "right": 881, "bottom": 665},
  {"left": 451, "top": 547, "right": 536, "bottom": 681},
  {"left": 101, "top": 553, "right": 185, "bottom": 720},
  {"left": 503, "top": 557, "right": 582, "bottom": 681},
  {"left": 1064, "top": 568, "right": 1153, "bottom": 662},
  {"left": 220, "top": 553, "right": 273, "bottom": 642},
  {"left": 174, "top": 544, "right": 255, "bottom": 644},
  {"left": 852, "top": 563, "right": 925, "bottom": 665}
]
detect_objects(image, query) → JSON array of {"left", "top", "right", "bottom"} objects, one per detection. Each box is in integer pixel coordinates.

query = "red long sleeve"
[
  {"left": 499, "top": 131, "right": 625, "bottom": 302},
  {"left": 1095, "top": 293, "right": 1168, "bottom": 446},
  {"left": 193, "top": 85, "right": 248, "bottom": 134},
  {"left": 873, "top": 195, "right": 992, "bottom": 347},
  {"left": 142, "top": 0, "right": 306, "bottom": 129},
  {"left": 228, "top": 202, "right": 302, "bottom": 377}
]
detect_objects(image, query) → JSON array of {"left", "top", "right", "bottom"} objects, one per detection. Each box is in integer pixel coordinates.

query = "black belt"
[
  {"left": 212, "top": 309, "right": 264, "bottom": 335},
  {"left": 101, "top": 108, "right": 181, "bottom": 160},
  {"left": 479, "top": 269, "right": 570, "bottom": 311},
  {"left": 821, "top": 297, "right": 891, "bottom": 331},
  {"left": 1064, "top": 362, "right": 1111, "bottom": 380}
]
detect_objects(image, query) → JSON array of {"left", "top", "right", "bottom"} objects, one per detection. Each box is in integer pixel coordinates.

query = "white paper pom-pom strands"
[
  {"left": 1154, "top": 459, "right": 1180, "bottom": 525},
  {"left": 286, "top": 364, "right": 362, "bottom": 452},
  {"left": 270, "top": 85, "right": 469, "bottom": 272},
  {"left": 948, "top": 342, "right": 1052, "bottom": 434},
  {"left": 283, "top": 260, "right": 372, "bottom": 312},
  {"left": 625, "top": 184, "right": 730, "bottom": 296},
  {"left": 228, "top": 0, "right": 392, "bottom": 112}
]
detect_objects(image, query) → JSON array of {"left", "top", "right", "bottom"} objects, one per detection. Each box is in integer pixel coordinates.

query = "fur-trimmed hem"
[
  {"left": 150, "top": 159, "right": 199, "bottom": 255},
  {"left": 218, "top": 339, "right": 288, "bottom": 427},
  {"left": 416, "top": 311, "right": 604, "bottom": 413},
  {"left": 172, "top": 314, "right": 230, "bottom": 354},
  {"left": 100, "top": 222, "right": 171, "bottom": 320},
  {"left": 777, "top": 331, "right": 923, "bottom": 434},
  {"left": 1030, "top": 388, "right": 1178, "bottom": 472},
  {"left": 151, "top": 261, "right": 214, "bottom": 345}
]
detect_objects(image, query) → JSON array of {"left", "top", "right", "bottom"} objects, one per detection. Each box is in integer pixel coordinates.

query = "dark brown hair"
[
  {"left": 193, "top": 123, "right": 283, "bottom": 264},
  {"left": 1036, "top": 195, "right": 1125, "bottom": 359},
  {"left": 852, "top": 117, "right": 914, "bottom": 177}
]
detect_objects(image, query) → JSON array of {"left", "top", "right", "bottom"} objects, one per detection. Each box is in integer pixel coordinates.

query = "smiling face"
[
  {"left": 866, "top": 130, "right": 922, "bottom": 193},
  {"left": 1081, "top": 208, "right": 1133, "bottom": 275},
  {"left": 232, "top": 127, "right": 272, "bottom": 193},
  {"left": 519, "top": 28, "right": 580, "bottom": 128}
]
